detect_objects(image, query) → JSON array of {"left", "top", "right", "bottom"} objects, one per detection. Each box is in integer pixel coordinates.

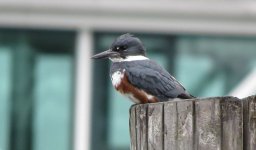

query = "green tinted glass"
[
  {"left": 176, "top": 36, "right": 256, "bottom": 96},
  {"left": 34, "top": 54, "right": 73, "bottom": 150},
  {"left": 0, "top": 30, "right": 75, "bottom": 150},
  {"left": 0, "top": 47, "right": 12, "bottom": 150}
]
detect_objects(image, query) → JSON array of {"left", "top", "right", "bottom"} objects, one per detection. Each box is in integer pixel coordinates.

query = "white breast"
[
  {"left": 111, "top": 71, "right": 124, "bottom": 87},
  {"left": 124, "top": 93, "right": 140, "bottom": 103}
]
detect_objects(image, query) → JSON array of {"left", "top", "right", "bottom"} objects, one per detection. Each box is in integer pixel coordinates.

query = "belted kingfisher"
[{"left": 92, "top": 33, "right": 195, "bottom": 103}]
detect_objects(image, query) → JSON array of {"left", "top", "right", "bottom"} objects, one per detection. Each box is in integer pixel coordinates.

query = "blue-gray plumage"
[
  {"left": 110, "top": 60, "right": 193, "bottom": 101},
  {"left": 92, "top": 33, "right": 195, "bottom": 103}
]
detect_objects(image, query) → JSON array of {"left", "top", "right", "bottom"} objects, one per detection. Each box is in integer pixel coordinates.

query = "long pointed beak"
[{"left": 91, "top": 49, "right": 119, "bottom": 59}]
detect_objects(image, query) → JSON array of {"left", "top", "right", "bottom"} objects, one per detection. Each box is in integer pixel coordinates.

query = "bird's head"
[{"left": 91, "top": 33, "right": 146, "bottom": 61}]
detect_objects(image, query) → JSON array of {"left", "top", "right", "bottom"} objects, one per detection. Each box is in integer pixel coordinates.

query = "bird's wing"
[{"left": 124, "top": 60, "right": 191, "bottom": 101}]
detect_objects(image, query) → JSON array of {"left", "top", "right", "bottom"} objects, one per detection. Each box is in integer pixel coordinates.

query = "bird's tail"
[{"left": 177, "top": 93, "right": 196, "bottom": 99}]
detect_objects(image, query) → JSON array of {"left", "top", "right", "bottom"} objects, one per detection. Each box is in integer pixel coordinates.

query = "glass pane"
[
  {"left": 34, "top": 54, "right": 73, "bottom": 150},
  {"left": 0, "top": 29, "right": 75, "bottom": 150},
  {"left": 176, "top": 36, "right": 256, "bottom": 97},
  {"left": 0, "top": 47, "right": 12, "bottom": 150}
]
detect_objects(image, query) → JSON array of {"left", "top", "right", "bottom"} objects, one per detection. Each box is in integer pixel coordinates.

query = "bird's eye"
[{"left": 114, "top": 45, "right": 127, "bottom": 51}]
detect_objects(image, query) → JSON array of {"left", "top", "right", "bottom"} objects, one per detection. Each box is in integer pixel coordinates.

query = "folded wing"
[{"left": 124, "top": 60, "right": 193, "bottom": 101}]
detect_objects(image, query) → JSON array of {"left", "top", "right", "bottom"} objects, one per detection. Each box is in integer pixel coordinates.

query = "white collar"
[{"left": 109, "top": 55, "right": 148, "bottom": 62}]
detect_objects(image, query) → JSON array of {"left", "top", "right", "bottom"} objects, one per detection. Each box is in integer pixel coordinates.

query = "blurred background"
[{"left": 0, "top": 1, "right": 256, "bottom": 150}]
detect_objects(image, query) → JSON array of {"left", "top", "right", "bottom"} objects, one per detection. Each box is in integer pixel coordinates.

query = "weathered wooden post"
[{"left": 129, "top": 95, "right": 256, "bottom": 150}]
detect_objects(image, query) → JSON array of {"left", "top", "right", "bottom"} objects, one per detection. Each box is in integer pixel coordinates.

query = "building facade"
[{"left": 0, "top": 1, "right": 256, "bottom": 150}]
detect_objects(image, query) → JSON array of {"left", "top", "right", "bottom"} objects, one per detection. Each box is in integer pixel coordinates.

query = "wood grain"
[
  {"left": 176, "top": 100, "right": 194, "bottom": 150},
  {"left": 136, "top": 104, "right": 148, "bottom": 150},
  {"left": 130, "top": 105, "right": 137, "bottom": 150},
  {"left": 148, "top": 103, "right": 163, "bottom": 150},
  {"left": 195, "top": 98, "right": 221, "bottom": 150},
  {"left": 129, "top": 95, "right": 256, "bottom": 150},
  {"left": 220, "top": 97, "right": 243, "bottom": 150},
  {"left": 164, "top": 102, "right": 178, "bottom": 150},
  {"left": 248, "top": 96, "right": 256, "bottom": 150},
  {"left": 243, "top": 95, "right": 256, "bottom": 150}
]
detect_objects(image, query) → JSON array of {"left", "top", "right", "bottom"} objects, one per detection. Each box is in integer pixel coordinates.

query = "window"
[
  {"left": 0, "top": 29, "right": 75, "bottom": 150},
  {"left": 176, "top": 35, "right": 256, "bottom": 97},
  {"left": 0, "top": 40, "right": 12, "bottom": 150}
]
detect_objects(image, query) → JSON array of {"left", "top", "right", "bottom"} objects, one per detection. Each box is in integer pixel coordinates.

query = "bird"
[{"left": 91, "top": 33, "right": 195, "bottom": 104}]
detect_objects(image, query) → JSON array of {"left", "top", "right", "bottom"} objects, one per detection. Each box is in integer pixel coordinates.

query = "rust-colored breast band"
[{"left": 115, "top": 73, "right": 159, "bottom": 104}]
